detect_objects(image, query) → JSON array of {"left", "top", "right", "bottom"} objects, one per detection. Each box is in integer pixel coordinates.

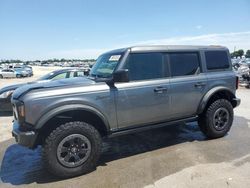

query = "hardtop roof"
[
  {"left": 104, "top": 45, "right": 228, "bottom": 54},
  {"left": 129, "top": 45, "right": 228, "bottom": 52}
]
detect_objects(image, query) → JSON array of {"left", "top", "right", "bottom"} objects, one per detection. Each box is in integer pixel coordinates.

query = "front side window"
[
  {"left": 169, "top": 53, "right": 200, "bottom": 77},
  {"left": 52, "top": 72, "right": 67, "bottom": 80},
  {"left": 205, "top": 50, "right": 229, "bottom": 70},
  {"left": 90, "top": 53, "right": 123, "bottom": 78},
  {"left": 125, "top": 53, "right": 165, "bottom": 81}
]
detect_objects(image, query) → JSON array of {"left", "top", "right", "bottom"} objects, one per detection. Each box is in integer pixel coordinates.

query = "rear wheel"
[
  {"left": 0, "top": 75, "right": 3, "bottom": 79},
  {"left": 198, "top": 99, "right": 234, "bottom": 139},
  {"left": 16, "top": 74, "right": 21, "bottom": 78},
  {"left": 42, "top": 121, "right": 102, "bottom": 178}
]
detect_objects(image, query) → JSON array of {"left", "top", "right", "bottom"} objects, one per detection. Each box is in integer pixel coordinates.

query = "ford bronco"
[{"left": 11, "top": 45, "right": 240, "bottom": 177}]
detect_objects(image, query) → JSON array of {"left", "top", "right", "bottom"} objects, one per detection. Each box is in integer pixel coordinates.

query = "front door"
[{"left": 115, "top": 52, "right": 171, "bottom": 129}]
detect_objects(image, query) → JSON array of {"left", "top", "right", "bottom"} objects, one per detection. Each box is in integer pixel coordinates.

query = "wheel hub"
[
  {"left": 213, "top": 107, "right": 229, "bottom": 131},
  {"left": 57, "top": 134, "right": 91, "bottom": 168},
  {"left": 71, "top": 147, "right": 78, "bottom": 153}
]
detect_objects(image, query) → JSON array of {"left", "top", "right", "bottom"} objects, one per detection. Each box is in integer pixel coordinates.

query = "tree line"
[
  {"left": 231, "top": 49, "right": 250, "bottom": 58},
  {"left": 0, "top": 58, "right": 96, "bottom": 65}
]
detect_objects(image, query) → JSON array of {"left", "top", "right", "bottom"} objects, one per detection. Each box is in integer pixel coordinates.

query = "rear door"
[
  {"left": 168, "top": 52, "right": 207, "bottom": 119},
  {"left": 115, "top": 52, "right": 171, "bottom": 129}
]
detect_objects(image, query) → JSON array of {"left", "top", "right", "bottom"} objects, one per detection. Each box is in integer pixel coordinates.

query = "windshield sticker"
[{"left": 109, "top": 55, "right": 121, "bottom": 61}]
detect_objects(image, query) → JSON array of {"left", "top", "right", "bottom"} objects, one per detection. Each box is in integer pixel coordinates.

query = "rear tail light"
[{"left": 236, "top": 76, "right": 239, "bottom": 90}]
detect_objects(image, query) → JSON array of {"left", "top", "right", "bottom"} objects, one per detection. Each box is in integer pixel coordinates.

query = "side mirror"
[{"left": 113, "top": 69, "right": 129, "bottom": 83}]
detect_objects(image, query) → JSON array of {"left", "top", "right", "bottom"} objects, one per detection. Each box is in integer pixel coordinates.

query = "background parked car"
[
  {"left": 14, "top": 65, "right": 33, "bottom": 77},
  {"left": 24, "top": 66, "right": 33, "bottom": 77},
  {"left": 0, "top": 68, "right": 88, "bottom": 112},
  {"left": 0, "top": 69, "right": 17, "bottom": 78},
  {"left": 14, "top": 68, "right": 29, "bottom": 78}
]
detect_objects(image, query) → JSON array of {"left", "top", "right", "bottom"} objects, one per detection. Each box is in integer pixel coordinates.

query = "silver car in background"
[{"left": 0, "top": 69, "right": 17, "bottom": 78}]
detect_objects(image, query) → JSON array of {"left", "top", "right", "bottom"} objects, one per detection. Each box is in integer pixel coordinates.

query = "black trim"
[
  {"left": 108, "top": 116, "right": 197, "bottom": 137},
  {"left": 233, "top": 98, "right": 241, "bottom": 107},
  {"left": 12, "top": 121, "right": 37, "bottom": 149},
  {"left": 197, "top": 87, "right": 236, "bottom": 114}
]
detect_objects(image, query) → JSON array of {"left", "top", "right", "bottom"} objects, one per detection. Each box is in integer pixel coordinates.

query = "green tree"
[
  {"left": 246, "top": 50, "right": 250, "bottom": 58},
  {"left": 231, "top": 49, "right": 245, "bottom": 58},
  {"left": 237, "top": 49, "right": 244, "bottom": 57}
]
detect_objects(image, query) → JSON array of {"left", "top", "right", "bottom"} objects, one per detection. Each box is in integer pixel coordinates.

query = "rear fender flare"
[{"left": 197, "top": 86, "right": 236, "bottom": 114}]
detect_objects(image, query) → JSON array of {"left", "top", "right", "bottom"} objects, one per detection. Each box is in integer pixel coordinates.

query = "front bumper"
[
  {"left": 233, "top": 98, "right": 241, "bottom": 107},
  {"left": 12, "top": 121, "right": 37, "bottom": 149}
]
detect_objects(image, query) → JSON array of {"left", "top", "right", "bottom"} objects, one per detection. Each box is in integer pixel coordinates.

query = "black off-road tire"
[
  {"left": 42, "top": 121, "right": 102, "bottom": 178},
  {"left": 198, "top": 99, "right": 234, "bottom": 139}
]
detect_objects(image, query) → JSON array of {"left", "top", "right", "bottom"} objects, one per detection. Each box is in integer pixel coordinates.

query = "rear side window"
[
  {"left": 169, "top": 53, "right": 200, "bottom": 77},
  {"left": 69, "top": 71, "right": 75, "bottom": 78},
  {"left": 125, "top": 53, "right": 166, "bottom": 81},
  {"left": 76, "top": 71, "right": 85, "bottom": 77},
  {"left": 205, "top": 51, "right": 229, "bottom": 70}
]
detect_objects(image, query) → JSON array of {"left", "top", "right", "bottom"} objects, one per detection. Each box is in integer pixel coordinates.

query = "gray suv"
[{"left": 11, "top": 45, "right": 240, "bottom": 178}]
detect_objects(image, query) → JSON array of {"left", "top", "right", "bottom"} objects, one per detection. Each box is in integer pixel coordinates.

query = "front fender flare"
[
  {"left": 35, "top": 104, "right": 110, "bottom": 130},
  {"left": 197, "top": 86, "right": 236, "bottom": 114}
]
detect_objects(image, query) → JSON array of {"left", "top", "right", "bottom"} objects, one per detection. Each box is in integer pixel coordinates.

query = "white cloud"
[
  {"left": 127, "top": 31, "right": 250, "bottom": 52},
  {"left": 195, "top": 25, "right": 203, "bottom": 30},
  {"left": 49, "top": 31, "right": 250, "bottom": 59}
]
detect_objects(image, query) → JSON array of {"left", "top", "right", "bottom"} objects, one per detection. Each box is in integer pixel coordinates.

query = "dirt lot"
[{"left": 0, "top": 70, "right": 250, "bottom": 188}]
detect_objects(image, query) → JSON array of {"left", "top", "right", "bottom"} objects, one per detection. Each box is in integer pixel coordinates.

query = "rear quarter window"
[{"left": 205, "top": 50, "right": 230, "bottom": 70}]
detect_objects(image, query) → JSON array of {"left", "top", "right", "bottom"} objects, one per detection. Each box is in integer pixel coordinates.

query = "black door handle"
[
  {"left": 195, "top": 82, "right": 206, "bottom": 87},
  {"left": 154, "top": 87, "right": 168, "bottom": 93}
]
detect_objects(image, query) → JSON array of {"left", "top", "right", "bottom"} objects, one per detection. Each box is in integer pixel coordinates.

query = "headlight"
[
  {"left": 18, "top": 104, "right": 25, "bottom": 117},
  {"left": 0, "top": 90, "right": 14, "bottom": 99},
  {"left": 17, "top": 101, "right": 25, "bottom": 122}
]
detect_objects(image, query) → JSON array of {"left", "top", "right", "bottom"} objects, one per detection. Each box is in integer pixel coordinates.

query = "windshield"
[
  {"left": 90, "top": 53, "right": 123, "bottom": 78},
  {"left": 37, "top": 72, "right": 55, "bottom": 80}
]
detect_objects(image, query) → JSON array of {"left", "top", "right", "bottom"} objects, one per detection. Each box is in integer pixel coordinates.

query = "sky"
[{"left": 0, "top": 0, "right": 250, "bottom": 60}]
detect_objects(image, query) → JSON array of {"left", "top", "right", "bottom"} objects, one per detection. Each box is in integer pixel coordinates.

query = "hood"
[
  {"left": 0, "top": 83, "right": 26, "bottom": 95},
  {"left": 0, "top": 80, "right": 50, "bottom": 95},
  {"left": 12, "top": 77, "right": 96, "bottom": 100}
]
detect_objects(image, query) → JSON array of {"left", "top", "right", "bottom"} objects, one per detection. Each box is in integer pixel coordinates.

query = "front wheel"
[
  {"left": 42, "top": 121, "right": 102, "bottom": 178},
  {"left": 198, "top": 99, "right": 234, "bottom": 139}
]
